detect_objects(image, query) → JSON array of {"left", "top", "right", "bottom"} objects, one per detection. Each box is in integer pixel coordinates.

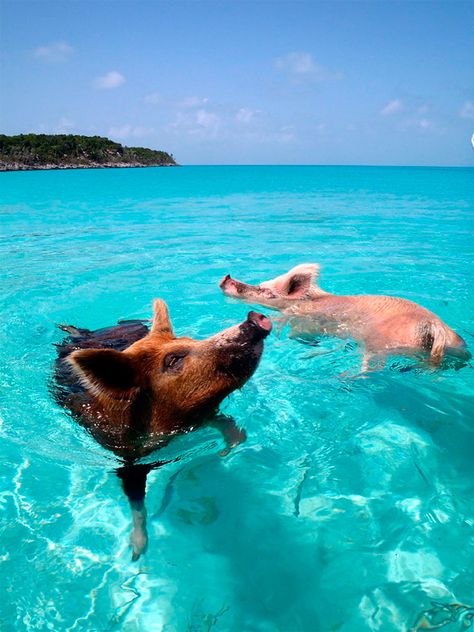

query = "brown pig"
[
  {"left": 53, "top": 299, "right": 272, "bottom": 560},
  {"left": 220, "top": 264, "right": 469, "bottom": 371}
]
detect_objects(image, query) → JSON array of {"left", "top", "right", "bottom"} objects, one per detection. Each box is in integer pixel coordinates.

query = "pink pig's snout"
[
  {"left": 219, "top": 274, "right": 232, "bottom": 289},
  {"left": 219, "top": 274, "right": 242, "bottom": 296}
]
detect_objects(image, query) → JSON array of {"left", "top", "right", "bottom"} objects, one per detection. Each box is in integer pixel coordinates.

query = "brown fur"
[
  {"left": 62, "top": 299, "right": 270, "bottom": 456},
  {"left": 54, "top": 300, "right": 271, "bottom": 559}
]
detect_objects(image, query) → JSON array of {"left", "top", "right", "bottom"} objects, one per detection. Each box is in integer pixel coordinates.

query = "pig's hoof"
[
  {"left": 130, "top": 526, "right": 148, "bottom": 561},
  {"left": 219, "top": 428, "right": 247, "bottom": 457}
]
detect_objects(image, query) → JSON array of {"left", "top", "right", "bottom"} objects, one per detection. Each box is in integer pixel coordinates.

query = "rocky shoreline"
[{"left": 0, "top": 161, "right": 178, "bottom": 172}]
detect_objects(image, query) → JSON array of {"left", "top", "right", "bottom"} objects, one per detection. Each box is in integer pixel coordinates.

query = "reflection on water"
[{"left": 0, "top": 166, "right": 473, "bottom": 630}]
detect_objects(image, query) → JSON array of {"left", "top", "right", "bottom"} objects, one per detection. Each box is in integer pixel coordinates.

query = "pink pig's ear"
[{"left": 283, "top": 263, "right": 321, "bottom": 296}]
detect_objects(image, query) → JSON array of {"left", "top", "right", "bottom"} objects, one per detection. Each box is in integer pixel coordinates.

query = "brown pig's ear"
[
  {"left": 150, "top": 299, "right": 174, "bottom": 337},
  {"left": 67, "top": 349, "right": 138, "bottom": 399}
]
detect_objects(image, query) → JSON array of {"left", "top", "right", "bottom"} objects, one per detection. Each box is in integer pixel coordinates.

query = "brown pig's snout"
[
  {"left": 246, "top": 311, "right": 272, "bottom": 337},
  {"left": 236, "top": 310, "right": 272, "bottom": 343},
  {"left": 214, "top": 311, "right": 271, "bottom": 379}
]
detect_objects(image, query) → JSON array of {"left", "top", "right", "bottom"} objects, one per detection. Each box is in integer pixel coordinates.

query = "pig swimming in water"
[
  {"left": 54, "top": 299, "right": 272, "bottom": 560},
  {"left": 220, "top": 264, "right": 469, "bottom": 371}
]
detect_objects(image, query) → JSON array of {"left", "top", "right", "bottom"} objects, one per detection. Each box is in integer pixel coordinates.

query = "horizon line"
[{"left": 180, "top": 163, "right": 474, "bottom": 168}]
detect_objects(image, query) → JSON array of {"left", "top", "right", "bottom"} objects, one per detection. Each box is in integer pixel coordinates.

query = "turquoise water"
[{"left": 1, "top": 165, "right": 473, "bottom": 631}]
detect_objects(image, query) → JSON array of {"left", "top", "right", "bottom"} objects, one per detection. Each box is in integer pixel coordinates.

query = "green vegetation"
[{"left": 0, "top": 134, "right": 177, "bottom": 170}]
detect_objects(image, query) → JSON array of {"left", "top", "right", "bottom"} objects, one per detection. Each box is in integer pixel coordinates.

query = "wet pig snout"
[
  {"left": 246, "top": 311, "right": 272, "bottom": 337},
  {"left": 219, "top": 274, "right": 247, "bottom": 294},
  {"left": 219, "top": 274, "right": 232, "bottom": 289}
]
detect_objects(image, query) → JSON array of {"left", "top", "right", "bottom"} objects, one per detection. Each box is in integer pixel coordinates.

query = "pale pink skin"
[{"left": 219, "top": 264, "right": 469, "bottom": 370}]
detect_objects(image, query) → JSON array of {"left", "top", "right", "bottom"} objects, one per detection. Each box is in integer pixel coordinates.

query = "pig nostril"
[{"left": 247, "top": 311, "right": 273, "bottom": 333}]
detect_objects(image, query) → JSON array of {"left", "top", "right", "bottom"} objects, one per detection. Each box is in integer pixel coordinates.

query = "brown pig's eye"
[{"left": 162, "top": 352, "right": 187, "bottom": 372}]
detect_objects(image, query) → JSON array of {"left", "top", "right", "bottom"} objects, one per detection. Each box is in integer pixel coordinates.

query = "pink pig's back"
[{"left": 290, "top": 294, "right": 466, "bottom": 354}]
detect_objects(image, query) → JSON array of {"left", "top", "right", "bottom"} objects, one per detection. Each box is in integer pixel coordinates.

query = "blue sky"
[{"left": 1, "top": 0, "right": 473, "bottom": 165}]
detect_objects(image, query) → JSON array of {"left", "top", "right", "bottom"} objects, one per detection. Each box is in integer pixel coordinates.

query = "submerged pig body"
[
  {"left": 283, "top": 293, "right": 466, "bottom": 360},
  {"left": 54, "top": 300, "right": 271, "bottom": 559},
  {"left": 220, "top": 264, "right": 468, "bottom": 368}
]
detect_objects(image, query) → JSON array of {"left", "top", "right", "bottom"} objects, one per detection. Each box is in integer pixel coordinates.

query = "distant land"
[{"left": 0, "top": 134, "right": 178, "bottom": 171}]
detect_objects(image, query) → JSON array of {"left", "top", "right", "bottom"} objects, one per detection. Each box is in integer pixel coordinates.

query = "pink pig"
[{"left": 220, "top": 264, "right": 469, "bottom": 371}]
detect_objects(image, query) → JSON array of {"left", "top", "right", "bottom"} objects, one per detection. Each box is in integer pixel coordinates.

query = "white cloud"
[
  {"left": 93, "top": 71, "right": 125, "bottom": 89},
  {"left": 236, "top": 108, "right": 257, "bottom": 124},
  {"left": 144, "top": 92, "right": 163, "bottom": 105},
  {"left": 381, "top": 99, "right": 403, "bottom": 116},
  {"left": 178, "top": 96, "right": 209, "bottom": 108},
  {"left": 145, "top": 94, "right": 209, "bottom": 108},
  {"left": 167, "top": 100, "right": 296, "bottom": 145},
  {"left": 169, "top": 108, "right": 221, "bottom": 139},
  {"left": 276, "top": 52, "right": 316, "bottom": 75},
  {"left": 274, "top": 126, "right": 296, "bottom": 143},
  {"left": 108, "top": 125, "right": 154, "bottom": 140},
  {"left": 418, "top": 119, "right": 432, "bottom": 130},
  {"left": 401, "top": 118, "right": 435, "bottom": 132},
  {"left": 275, "top": 52, "right": 341, "bottom": 81},
  {"left": 194, "top": 109, "right": 220, "bottom": 136},
  {"left": 34, "top": 41, "right": 74, "bottom": 62},
  {"left": 238, "top": 123, "right": 296, "bottom": 144},
  {"left": 460, "top": 101, "right": 474, "bottom": 120}
]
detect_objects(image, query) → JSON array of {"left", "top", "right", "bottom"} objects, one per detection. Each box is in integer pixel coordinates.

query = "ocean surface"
[{"left": 1, "top": 165, "right": 473, "bottom": 631}]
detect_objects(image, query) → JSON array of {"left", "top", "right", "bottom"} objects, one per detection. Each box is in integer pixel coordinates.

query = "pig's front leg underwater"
[
  {"left": 117, "top": 463, "right": 153, "bottom": 561},
  {"left": 208, "top": 415, "right": 247, "bottom": 457},
  {"left": 115, "top": 416, "right": 247, "bottom": 561}
]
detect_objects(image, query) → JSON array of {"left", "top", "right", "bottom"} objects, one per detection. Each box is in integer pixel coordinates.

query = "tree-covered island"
[{"left": 0, "top": 134, "right": 178, "bottom": 171}]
